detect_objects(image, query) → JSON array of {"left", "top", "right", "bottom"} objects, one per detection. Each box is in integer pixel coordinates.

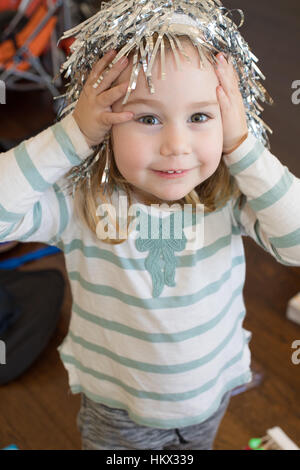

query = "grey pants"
[{"left": 77, "top": 390, "right": 232, "bottom": 450}]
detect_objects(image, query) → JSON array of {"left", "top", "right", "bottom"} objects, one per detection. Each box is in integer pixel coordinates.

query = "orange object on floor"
[{"left": 0, "top": 3, "right": 58, "bottom": 71}]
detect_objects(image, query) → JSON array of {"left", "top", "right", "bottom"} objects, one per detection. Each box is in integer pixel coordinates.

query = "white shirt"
[{"left": 0, "top": 113, "right": 299, "bottom": 429}]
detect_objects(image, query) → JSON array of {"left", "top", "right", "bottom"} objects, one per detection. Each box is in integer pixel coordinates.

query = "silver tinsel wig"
[{"left": 57, "top": 0, "right": 274, "bottom": 196}]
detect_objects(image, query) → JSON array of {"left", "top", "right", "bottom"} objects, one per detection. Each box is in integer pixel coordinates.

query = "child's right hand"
[{"left": 72, "top": 50, "right": 134, "bottom": 148}]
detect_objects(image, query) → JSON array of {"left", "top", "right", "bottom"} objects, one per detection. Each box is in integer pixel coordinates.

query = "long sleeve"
[
  {"left": 224, "top": 133, "right": 300, "bottom": 266},
  {"left": 0, "top": 113, "right": 93, "bottom": 245}
]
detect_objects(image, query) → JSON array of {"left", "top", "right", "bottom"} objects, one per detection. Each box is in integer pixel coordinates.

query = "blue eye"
[{"left": 137, "top": 113, "right": 209, "bottom": 125}]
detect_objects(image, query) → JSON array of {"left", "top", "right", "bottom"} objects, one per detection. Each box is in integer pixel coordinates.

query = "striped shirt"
[{"left": 0, "top": 113, "right": 299, "bottom": 429}]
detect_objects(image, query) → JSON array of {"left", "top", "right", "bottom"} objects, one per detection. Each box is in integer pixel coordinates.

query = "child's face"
[{"left": 111, "top": 41, "right": 223, "bottom": 204}]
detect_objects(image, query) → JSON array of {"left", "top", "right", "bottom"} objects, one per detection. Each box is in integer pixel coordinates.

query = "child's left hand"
[{"left": 214, "top": 53, "right": 249, "bottom": 154}]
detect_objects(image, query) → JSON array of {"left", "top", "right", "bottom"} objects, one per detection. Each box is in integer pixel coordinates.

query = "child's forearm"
[
  {"left": 0, "top": 113, "right": 93, "bottom": 243},
  {"left": 223, "top": 132, "right": 248, "bottom": 155},
  {"left": 224, "top": 133, "right": 300, "bottom": 266}
]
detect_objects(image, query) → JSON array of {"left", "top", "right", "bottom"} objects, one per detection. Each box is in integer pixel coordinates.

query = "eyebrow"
[{"left": 124, "top": 98, "right": 219, "bottom": 108}]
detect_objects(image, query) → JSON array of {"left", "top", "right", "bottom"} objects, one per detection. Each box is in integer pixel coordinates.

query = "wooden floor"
[{"left": 0, "top": 0, "right": 299, "bottom": 450}]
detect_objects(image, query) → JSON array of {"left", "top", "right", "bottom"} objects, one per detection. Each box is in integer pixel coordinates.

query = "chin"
[
  {"left": 149, "top": 196, "right": 185, "bottom": 207},
  {"left": 161, "top": 195, "right": 183, "bottom": 203},
  {"left": 160, "top": 189, "right": 190, "bottom": 202}
]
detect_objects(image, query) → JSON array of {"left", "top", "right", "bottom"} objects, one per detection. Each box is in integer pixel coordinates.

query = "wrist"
[
  {"left": 81, "top": 133, "right": 99, "bottom": 149},
  {"left": 223, "top": 132, "right": 248, "bottom": 155},
  {"left": 72, "top": 111, "right": 98, "bottom": 148}
]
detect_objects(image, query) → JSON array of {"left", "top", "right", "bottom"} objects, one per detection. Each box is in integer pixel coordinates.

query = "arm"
[
  {"left": 224, "top": 134, "right": 300, "bottom": 266},
  {"left": 0, "top": 113, "right": 93, "bottom": 245},
  {"left": 0, "top": 50, "right": 134, "bottom": 245},
  {"left": 214, "top": 53, "right": 300, "bottom": 266}
]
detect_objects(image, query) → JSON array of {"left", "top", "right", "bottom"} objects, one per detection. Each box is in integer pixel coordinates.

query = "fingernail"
[{"left": 120, "top": 56, "right": 128, "bottom": 65}]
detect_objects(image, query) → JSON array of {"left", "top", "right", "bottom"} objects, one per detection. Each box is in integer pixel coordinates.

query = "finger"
[
  {"left": 98, "top": 81, "right": 130, "bottom": 107},
  {"left": 92, "top": 56, "right": 130, "bottom": 94},
  {"left": 216, "top": 85, "right": 230, "bottom": 107},
  {"left": 216, "top": 85, "right": 232, "bottom": 120},
  {"left": 100, "top": 111, "right": 134, "bottom": 126},
  {"left": 215, "top": 53, "right": 237, "bottom": 95},
  {"left": 232, "top": 66, "right": 239, "bottom": 85},
  {"left": 227, "top": 57, "right": 239, "bottom": 85},
  {"left": 87, "top": 50, "right": 117, "bottom": 85}
]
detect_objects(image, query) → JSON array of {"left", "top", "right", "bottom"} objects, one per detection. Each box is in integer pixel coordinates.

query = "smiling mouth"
[
  {"left": 152, "top": 169, "right": 190, "bottom": 174},
  {"left": 151, "top": 169, "right": 191, "bottom": 178}
]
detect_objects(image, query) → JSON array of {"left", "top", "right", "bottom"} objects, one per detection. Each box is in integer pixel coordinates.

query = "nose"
[{"left": 160, "top": 124, "right": 192, "bottom": 157}]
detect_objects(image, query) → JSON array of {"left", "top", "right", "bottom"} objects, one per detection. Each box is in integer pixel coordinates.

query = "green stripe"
[
  {"left": 192, "top": 233, "right": 231, "bottom": 265},
  {"left": 51, "top": 122, "right": 83, "bottom": 166},
  {"left": 63, "top": 238, "right": 137, "bottom": 268},
  {"left": 227, "top": 140, "right": 265, "bottom": 176},
  {"left": 233, "top": 194, "right": 246, "bottom": 229},
  {"left": 68, "top": 309, "right": 245, "bottom": 373},
  {"left": 0, "top": 203, "right": 24, "bottom": 222},
  {"left": 68, "top": 255, "right": 245, "bottom": 309},
  {"left": 72, "top": 283, "right": 244, "bottom": 342},
  {"left": 59, "top": 334, "right": 248, "bottom": 401},
  {"left": 69, "top": 371, "right": 252, "bottom": 429},
  {"left": 0, "top": 221, "right": 18, "bottom": 239},
  {"left": 270, "top": 245, "right": 299, "bottom": 266},
  {"left": 204, "top": 200, "right": 230, "bottom": 217},
  {"left": 49, "top": 183, "right": 69, "bottom": 244},
  {"left": 17, "top": 184, "right": 69, "bottom": 245},
  {"left": 18, "top": 201, "right": 42, "bottom": 241},
  {"left": 253, "top": 219, "right": 267, "bottom": 250},
  {"left": 14, "top": 142, "right": 51, "bottom": 192},
  {"left": 270, "top": 227, "right": 300, "bottom": 248},
  {"left": 232, "top": 224, "right": 241, "bottom": 235},
  {"left": 62, "top": 225, "right": 237, "bottom": 270},
  {"left": 233, "top": 196, "right": 300, "bottom": 261},
  {"left": 249, "top": 168, "right": 294, "bottom": 212}
]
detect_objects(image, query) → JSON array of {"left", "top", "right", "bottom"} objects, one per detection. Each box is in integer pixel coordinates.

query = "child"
[{"left": 1, "top": 0, "right": 300, "bottom": 450}]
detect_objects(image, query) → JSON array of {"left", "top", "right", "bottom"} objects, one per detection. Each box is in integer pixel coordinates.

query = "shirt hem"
[{"left": 68, "top": 371, "right": 252, "bottom": 429}]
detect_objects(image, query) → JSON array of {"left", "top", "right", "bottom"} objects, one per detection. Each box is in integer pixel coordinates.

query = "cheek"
[
  {"left": 198, "top": 120, "right": 223, "bottom": 161},
  {"left": 196, "top": 135, "right": 223, "bottom": 165},
  {"left": 112, "top": 126, "right": 148, "bottom": 171}
]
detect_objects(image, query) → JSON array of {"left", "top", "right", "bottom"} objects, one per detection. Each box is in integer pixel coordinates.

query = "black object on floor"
[{"left": 0, "top": 268, "right": 65, "bottom": 385}]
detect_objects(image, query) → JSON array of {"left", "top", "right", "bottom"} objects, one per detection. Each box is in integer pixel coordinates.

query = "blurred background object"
[
  {"left": 0, "top": 241, "right": 19, "bottom": 253},
  {"left": 0, "top": 0, "right": 99, "bottom": 149}
]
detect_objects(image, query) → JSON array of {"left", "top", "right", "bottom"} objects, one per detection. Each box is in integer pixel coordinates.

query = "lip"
[{"left": 151, "top": 169, "right": 190, "bottom": 178}]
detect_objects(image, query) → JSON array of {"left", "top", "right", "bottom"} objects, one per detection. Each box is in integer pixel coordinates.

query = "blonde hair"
[{"left": 68, "top": 34, "right": 242, "bottom": 244}]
